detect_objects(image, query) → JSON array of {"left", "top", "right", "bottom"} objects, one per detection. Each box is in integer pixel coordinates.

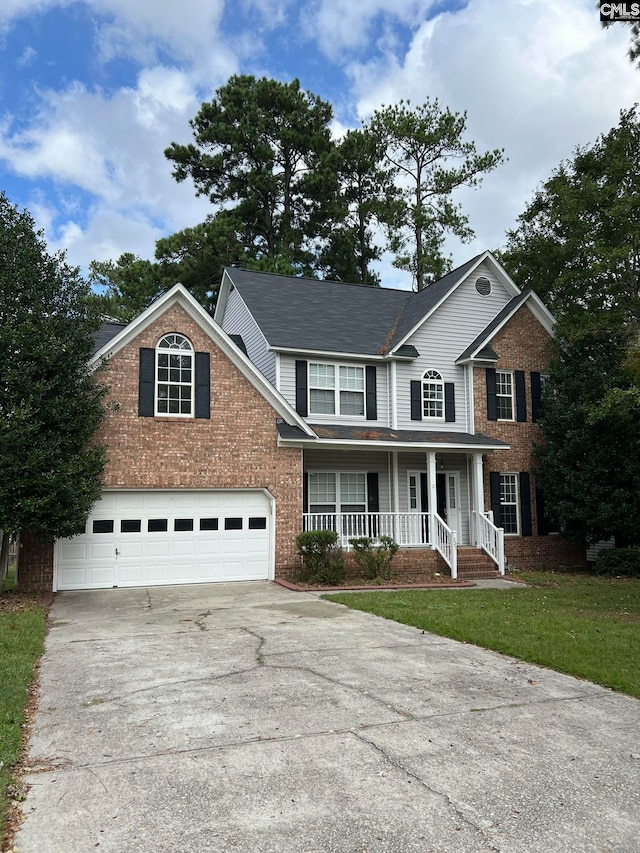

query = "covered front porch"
[{"left": 286, "top": 427, "right": 510, "bottom": 579}]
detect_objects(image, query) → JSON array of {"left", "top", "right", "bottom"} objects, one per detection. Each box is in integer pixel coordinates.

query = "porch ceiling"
[{"left": 277, "top": 421, "right": 510, "bottom": 452}]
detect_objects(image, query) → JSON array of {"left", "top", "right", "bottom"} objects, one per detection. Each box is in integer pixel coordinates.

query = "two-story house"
[{"left": 19, "top": 251, "right": 585, "bottom": 592}]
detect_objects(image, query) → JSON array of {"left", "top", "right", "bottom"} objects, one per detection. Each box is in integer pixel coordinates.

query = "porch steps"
[{"left": 455, "top": 548, "right": 501, "bottom": 580}]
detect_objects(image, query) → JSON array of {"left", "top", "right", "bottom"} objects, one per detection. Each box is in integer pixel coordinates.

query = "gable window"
[
  {"left": 496, "top": 370, "right": 514, "bottom": 420},
  {"left": 308, "top": 363, "right": 365, "bottom": 416},
  {"left": 308, "top": 472, "right": 366, "bottom": 513},
  {"left": 156, "top": 334, "right": 193, "bottom": 416},
  {"left": 422, "top": 370, "right": 444, "bottom": 419}
]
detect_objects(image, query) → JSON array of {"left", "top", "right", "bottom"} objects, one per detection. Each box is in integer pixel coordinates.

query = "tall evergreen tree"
[
  {"left": 165, "top": 75, "right": 336, "bottom": 274},
  {"left": 369, "top": 99, "right": 504, "bottom": 290},
  {"left": 0, "top": 193, "right": 107, "bottom": 548}
]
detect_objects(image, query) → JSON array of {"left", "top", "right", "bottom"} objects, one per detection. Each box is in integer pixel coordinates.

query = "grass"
[
  {"left": 0, "top": 565, "right": 47, "bottom": 848},
  {"left": 324, "top": 571, "right": 640, "bottom": 698}
]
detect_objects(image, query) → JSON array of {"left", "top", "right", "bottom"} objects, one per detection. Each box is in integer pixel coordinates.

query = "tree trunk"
[{"left": 0, "top": 531, "right": 10, "bottom": 584}]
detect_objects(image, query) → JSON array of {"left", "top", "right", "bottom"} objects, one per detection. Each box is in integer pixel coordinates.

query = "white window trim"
[
  {"left": 421, "top": 369, "right": 445, "bottom": 421},
  {"left": 499, "top": 472, "right": 520, "bottom": 536},
  {"left": 307, "top": 471, "right": 368, "bottom": 513},
  {"left": 155, "top": 333, "right": 195, "bottom": 418},
  {"left": 496, "top": 369, "right": 515, "bottom": 422},
  {"left": 308, "top": 361, "right": 366, "bottom": 419}
]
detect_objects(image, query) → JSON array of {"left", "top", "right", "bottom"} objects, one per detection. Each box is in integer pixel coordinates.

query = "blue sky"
[{"left": 0, "top": 0, "right": 638, "bottom": 289}]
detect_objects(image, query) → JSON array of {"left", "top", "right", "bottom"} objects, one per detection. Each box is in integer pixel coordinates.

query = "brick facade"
[
  {"left": 18, "top": 531, "right": 55, "bottom": 592},
  {"left": 19, "top": 303, "right": 305, "bottom": 591},
  {"left": 473, "top": 305, "right": 586, "bottom": 569}
]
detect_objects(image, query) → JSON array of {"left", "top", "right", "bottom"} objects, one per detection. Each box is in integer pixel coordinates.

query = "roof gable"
[
  {"left": 388, "top": 252, "right": 522, "bottom": 353},
  {"left": 456, "top": 290, "right": 555, "bottom": 364},
  {"left": 91, "top": 284, "right": 314, "bottom": 435}
]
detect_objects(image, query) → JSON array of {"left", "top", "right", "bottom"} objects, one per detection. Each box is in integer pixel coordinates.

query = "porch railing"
[
  {"left": 433, "top": 512, "right": 457, "bottom": 579},
  {"left": 303, "top": 513, "right": 430, "bottom": 549},
  {"left": 473, "top": 510, "right": 505, "bottom": 575}
]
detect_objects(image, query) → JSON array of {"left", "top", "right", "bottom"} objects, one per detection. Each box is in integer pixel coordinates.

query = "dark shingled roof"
[
  {"left": 225, "top": 255, "right": 485, "bottom": 357},
  {"left": 93, "top": 322, "right": 127, "bottom": 355},
  {"left": 456, "top": 291, "right": 530, "bottom": 363},
  {"left": 277, "top": 421, "right": 509, "bottom": 449}
]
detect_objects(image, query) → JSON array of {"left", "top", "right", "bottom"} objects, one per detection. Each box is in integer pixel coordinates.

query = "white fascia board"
[
  {"left": 91, "top": 283, "right": 315, "bottom": 437},
  {"left": 213, "top": 269, "right": 234, "bottom": 324},
  {"left": 392, "top": 251, "right": 522, "bottom": 352},
  {"left": 270, "top": 345, "right": 387, "bottom": 361},
  {"left": 278, "top": 436, "right": 511, "bottom": 453},
  {"left": 455, "top": 292, "right": 556, "bottom": 364}
]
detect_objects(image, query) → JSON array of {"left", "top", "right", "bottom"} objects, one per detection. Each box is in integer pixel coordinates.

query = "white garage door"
[{"left": 55, "top": 490, "right": 272, "bottom": 590}]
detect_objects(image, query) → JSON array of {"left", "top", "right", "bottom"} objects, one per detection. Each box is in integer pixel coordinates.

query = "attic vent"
[{"left": 475, "top": 276, "right": 492, "bottom": 296}]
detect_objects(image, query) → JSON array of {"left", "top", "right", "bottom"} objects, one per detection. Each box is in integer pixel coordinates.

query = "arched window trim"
[
  {"left": 422, "top": 369, "right": 445, "bottom": 420},
  {"left": 155, "top": 333, "right": 194, "bottom": 417}
]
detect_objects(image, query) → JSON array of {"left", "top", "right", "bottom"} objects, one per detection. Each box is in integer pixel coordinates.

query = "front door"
[{"left": 407, "top": 471, "right": 461, "bottom": 544}]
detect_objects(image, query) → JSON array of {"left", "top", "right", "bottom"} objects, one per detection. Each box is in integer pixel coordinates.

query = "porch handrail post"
[{"left": 498, "top": 527, "right": 505, "bottom": 575}]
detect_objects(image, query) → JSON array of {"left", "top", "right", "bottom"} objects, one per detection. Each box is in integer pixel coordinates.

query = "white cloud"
[
  {"left": 339, "top": 0, "right": 639, "bottom": 263},
  {"left": 301, "top": 0, "right": 438, "bottom": 60}
]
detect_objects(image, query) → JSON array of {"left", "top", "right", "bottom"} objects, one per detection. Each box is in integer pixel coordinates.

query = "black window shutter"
[
  {"left": 489, "top": 471, "right": 502, "bottom": 527},
  {"left": 303, "top": 472, "right": 309, "bottom": 513},
  {"left": 531, "top": 372, "right": 542, "bottom": 423},
  {"left": 194, "top": 352, "right": 210, "bottom": 419},
  {"left": 295, "top": 360, "right": 308, "bottom": 417},
  {"left": 410, "top": 380, "right": 422, "bottom": 421},
  {"left": 535, "top": 483, "right": 549, "bottom": 536},
  {"left": 486, "top": 369, "right": 497, "bottom": 421},
  {"left": 365, "top": 366, "right": 377, "bottom": 420},
  {"left": 515, "top": 370, "right": 527, "bottom": 422},
  {"left": 436, "top": 472, "right": 447, "bottom": 519},
  {"left": 138, "top": 348, "right": 155, "bottom": 417},
  {"left": 519, "top": 472, "right": 532, "bottom": 536},
  {"left": 366, "top": 472, "right": 379, "bottom": 513},
  {"left": 444, "top": 382, "right": 455, "bottom": 422}
]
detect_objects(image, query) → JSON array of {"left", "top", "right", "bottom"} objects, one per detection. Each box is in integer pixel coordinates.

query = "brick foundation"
[{"left": 276, "top": 547, "right": 447, "bottom": 583}]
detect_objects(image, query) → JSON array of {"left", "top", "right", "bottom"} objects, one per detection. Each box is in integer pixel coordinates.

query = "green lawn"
[
  {"left": 324, "top": 572, "right": 640, "bottom": 698},
  {"left": 0, "top": 568, "right": 47, "bottom": 847}
]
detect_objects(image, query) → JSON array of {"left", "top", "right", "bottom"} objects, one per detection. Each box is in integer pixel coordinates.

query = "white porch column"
[
  {"left": 472, "top": 452, "right": 485, "bottom": 546},
  {"left": 392, "top": 451, "right": 400, "bottom": 543},
  {"left": 427, "top": 451, "right": 437, "bottom": 544}
]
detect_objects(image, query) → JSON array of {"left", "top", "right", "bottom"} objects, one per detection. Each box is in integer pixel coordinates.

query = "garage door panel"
[{"left": 55, "top": 490, "right": 272, "bottom": 590}]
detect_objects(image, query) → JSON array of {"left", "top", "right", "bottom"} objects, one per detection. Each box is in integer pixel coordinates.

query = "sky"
[{"left": 0, "top": 0, "right": 638, "bottom": 290}]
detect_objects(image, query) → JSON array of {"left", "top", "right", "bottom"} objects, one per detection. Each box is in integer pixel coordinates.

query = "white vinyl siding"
[
  {"left": 396, "top": 260, "right": 515, "bottom": 431},
  {"left": 221, "top": 287, "right": 276, "bottom": 385}
]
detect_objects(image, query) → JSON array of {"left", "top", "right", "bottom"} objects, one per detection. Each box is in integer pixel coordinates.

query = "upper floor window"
[
  {"left": 422, "top": 370, "right": 444, "bottom": 419},
  {"left": 156, "top": 334, "right": 193, "bottom": 416},
  {"left": 309, "top": 363, "right": 364, "bottom": 416},
  {"left": 496, "top": 370, "right": 514, "bottom": 421}
]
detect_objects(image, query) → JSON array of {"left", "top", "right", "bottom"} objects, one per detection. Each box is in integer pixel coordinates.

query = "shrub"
[
  {"left": 296, "top": 530, "right": 346, "bottom": 585},
  {"left": 594, "top": 548, "right": 640, "bottom": 578},
  {"left": 348, "top": 535, "right": 399, "bottom": 580}
]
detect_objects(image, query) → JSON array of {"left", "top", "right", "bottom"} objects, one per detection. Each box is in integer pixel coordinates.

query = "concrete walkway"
[{"left": 14, "top": 582, "right": 640, "bottom": 853}]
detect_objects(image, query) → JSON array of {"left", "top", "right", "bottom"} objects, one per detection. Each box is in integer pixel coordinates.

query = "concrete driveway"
[{"left": 14, "top": 582, "right": 639, "bottom": 853}]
